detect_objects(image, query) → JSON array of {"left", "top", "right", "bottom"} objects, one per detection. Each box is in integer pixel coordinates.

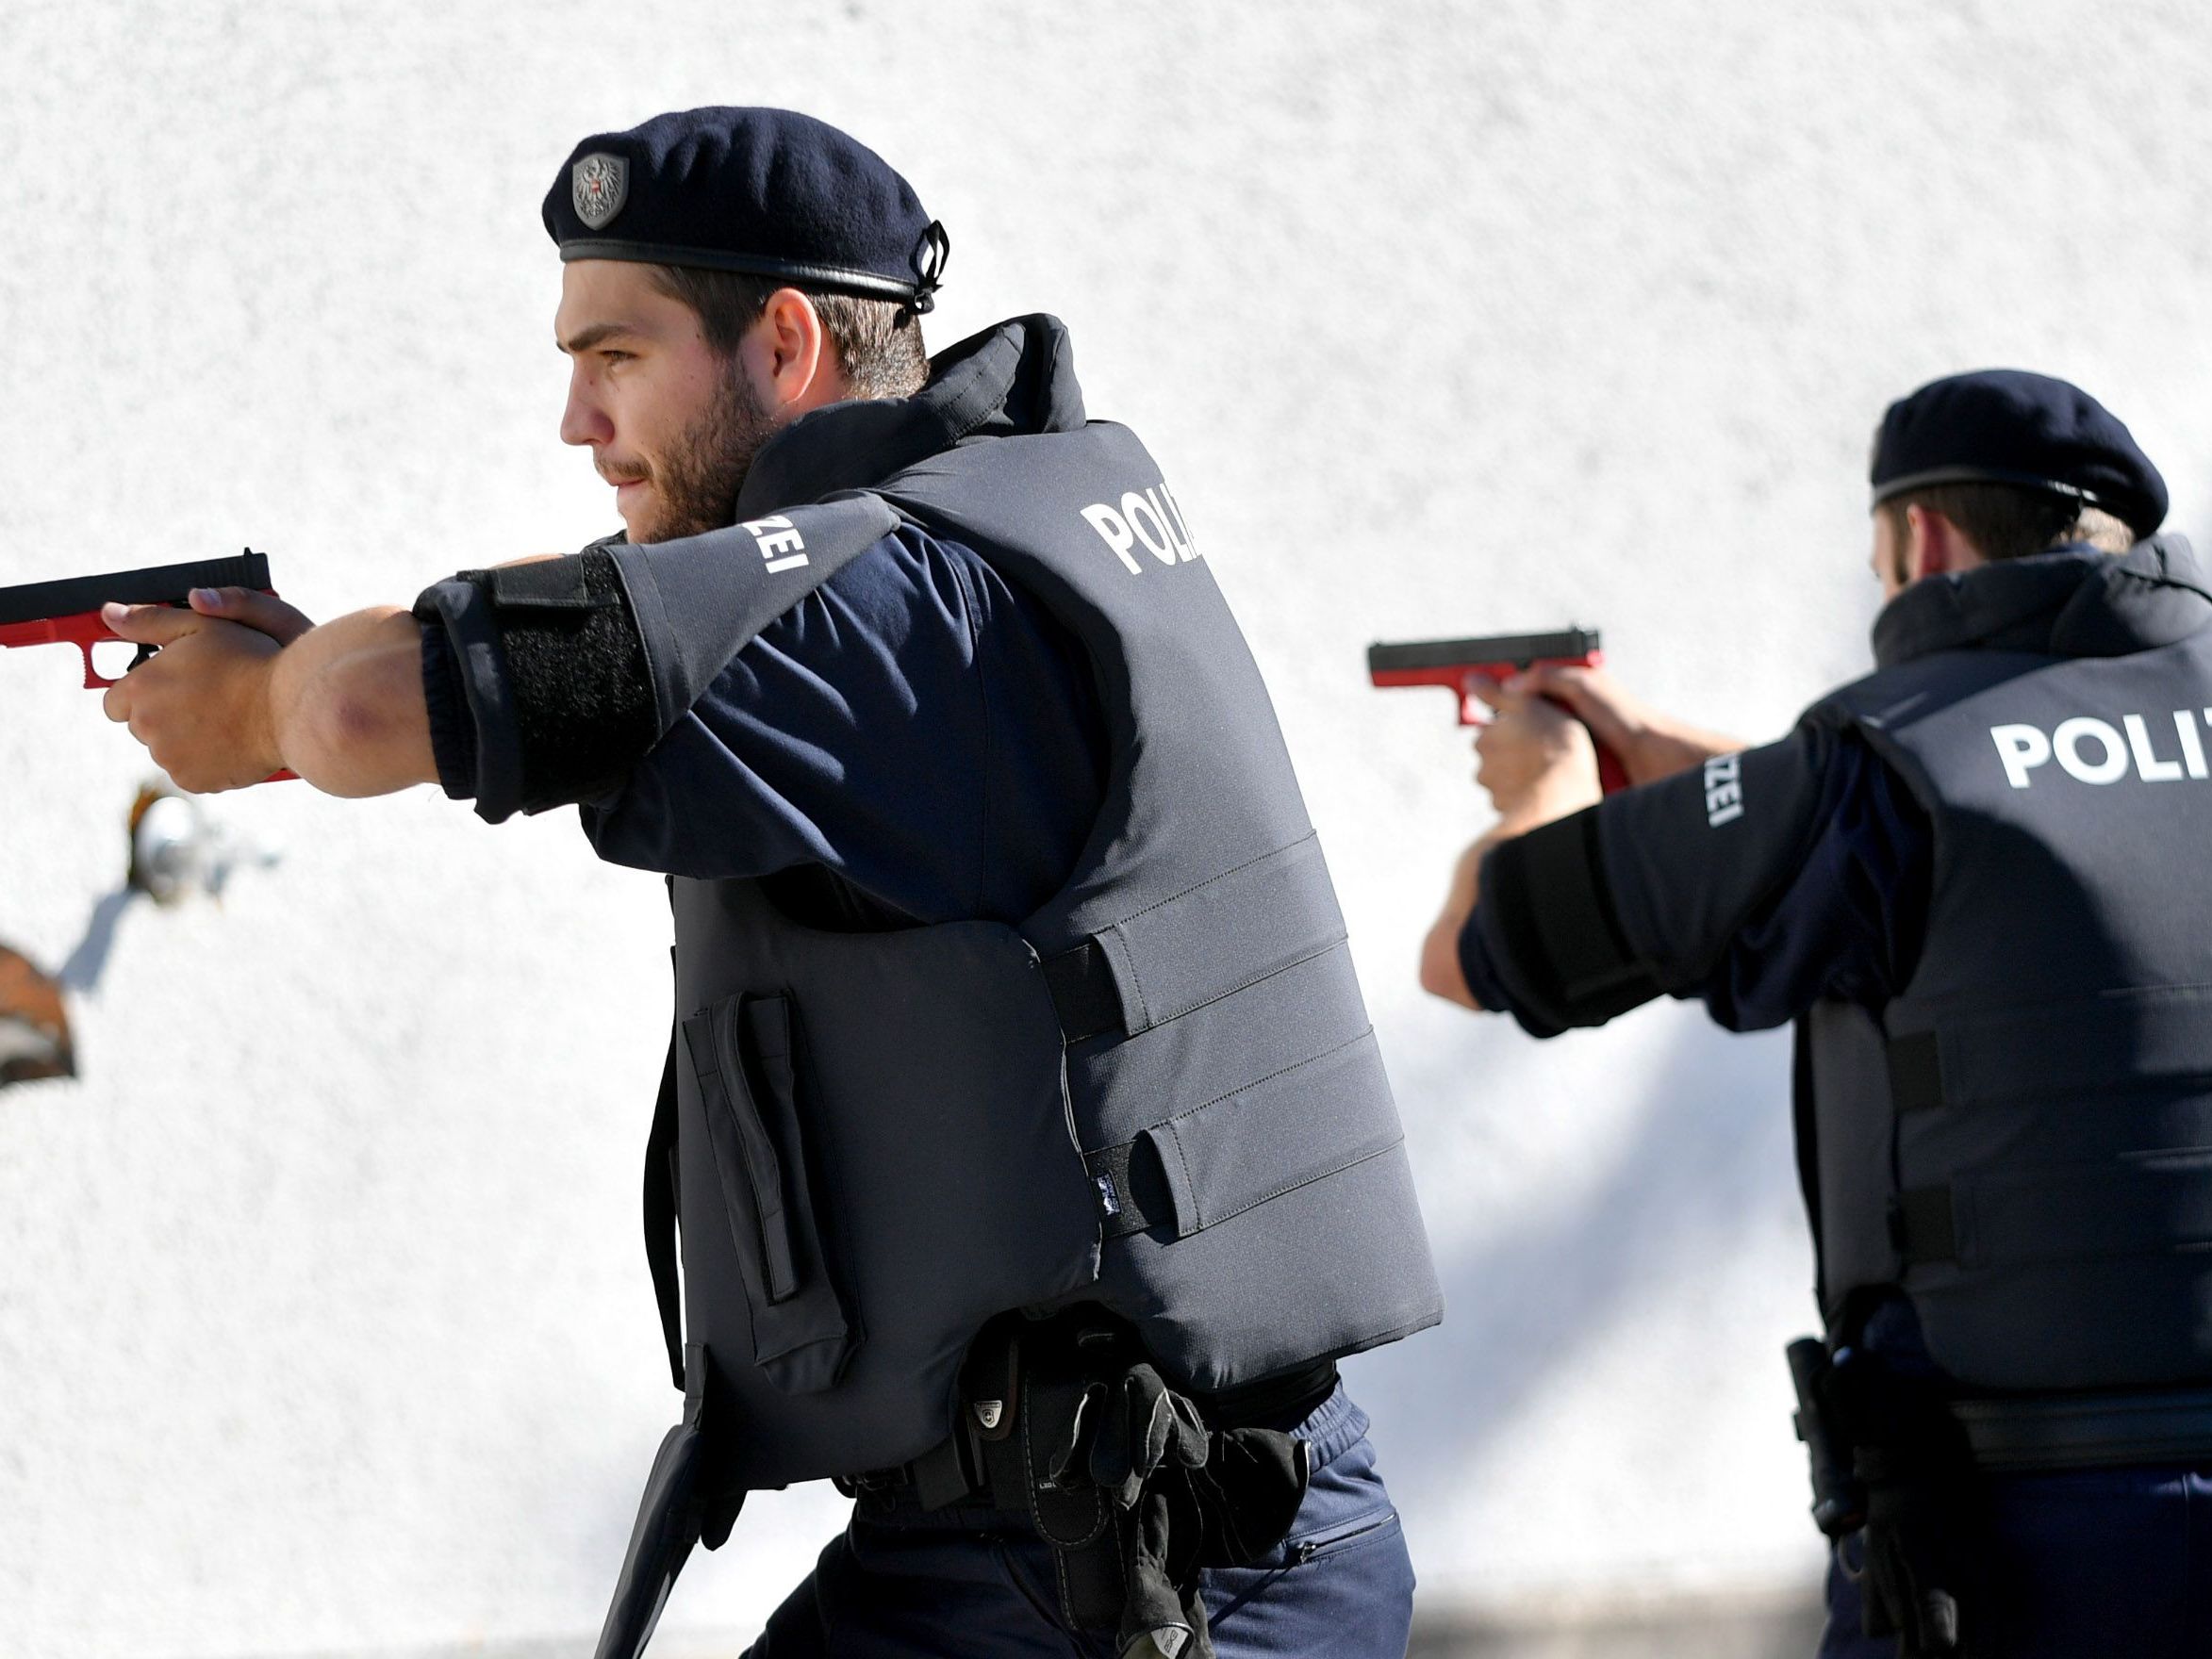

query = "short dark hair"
[
  {"left": 1877, "top": 481, "right": 2138, "bottom": 563},
  {"left": 646, "top": 264, "right": 929, "bottom": 400}
]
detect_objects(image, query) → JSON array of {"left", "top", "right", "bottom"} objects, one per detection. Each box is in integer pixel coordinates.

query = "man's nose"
[{"left": 561, "top": 370, "right": 613, "bottom": 449}]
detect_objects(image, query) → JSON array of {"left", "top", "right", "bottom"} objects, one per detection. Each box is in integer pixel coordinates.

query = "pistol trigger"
[{"left": 130, "top": 644, "right": 157, "bottom": 670}]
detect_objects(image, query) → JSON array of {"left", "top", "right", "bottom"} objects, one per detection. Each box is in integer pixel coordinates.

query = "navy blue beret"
[
  {"left": 542, "top": 107, "right": 949, "bottom": 311},
  {"left": 1871, "top": 369, "right": 2166, "bottom": 536}
]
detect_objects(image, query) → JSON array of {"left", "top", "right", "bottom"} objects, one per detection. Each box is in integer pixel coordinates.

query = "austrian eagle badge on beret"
[{"left": 571, "top": 153, "right": 629, "bottom": 230}]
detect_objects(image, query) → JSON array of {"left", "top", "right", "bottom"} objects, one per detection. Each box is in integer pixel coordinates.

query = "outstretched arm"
[
  {"left": 103, "top": 587, "right": 437, "bottom": 797},
  {"left": 1515, "top": 662, "right": 1746, "bottom": 785},
  {"left": 1435, "top": 713, "right": 1925, "bottom": 1037},
  {"left": 267, "top": 604, "right": 437, "bottom": 795}
]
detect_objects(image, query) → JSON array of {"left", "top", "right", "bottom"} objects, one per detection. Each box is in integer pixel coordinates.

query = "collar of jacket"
[
  {"left": 1870, "top": 534, "right": 2212, "bottom": 670},
  {"left": 734, "top": 313, "right": 1089, "bottom": 518}
]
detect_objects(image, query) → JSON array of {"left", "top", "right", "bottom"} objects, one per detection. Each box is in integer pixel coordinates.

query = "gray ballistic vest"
[
  {"left": 1802, "top": 624, "right": 2212, "bottom": 1391},
  {"left": 653, "top": 418, "right": 1441, "bottom": 1489}
]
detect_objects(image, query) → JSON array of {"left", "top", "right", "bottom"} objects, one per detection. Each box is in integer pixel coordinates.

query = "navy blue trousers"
[
  {"left": 1819, "top": 1465, "right": 2212, "bottom": 1657},
  {"left": 740, "top": 1386, "right": 1413, "bottom": 1658}
]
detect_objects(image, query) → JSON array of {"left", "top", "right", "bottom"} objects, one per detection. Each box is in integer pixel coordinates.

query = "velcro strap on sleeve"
[
  {"left": 481, "top": 555, "right": 619, "bottom": 610},
  {"left": 412, "top": 570, "right": 524, "bottom": 820},
  {"left": 416, "top": 548, "right": 656, "bottom": 820},
  {"left": 1482, "top": 810, "right": 1663, "bottom": 1027}
]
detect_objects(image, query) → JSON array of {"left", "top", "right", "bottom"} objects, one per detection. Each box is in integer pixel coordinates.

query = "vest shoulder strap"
[{"left": 607, "top": 493, "right": 902, "bottom": 734}]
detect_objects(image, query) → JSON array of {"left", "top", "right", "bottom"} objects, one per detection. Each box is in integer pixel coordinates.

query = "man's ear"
[
  {"left": 742, "top": 287, "right": 840, "bottom": 417},
  {"left": 1905, "top": 502, "right": 1962, "bottom": 581}
]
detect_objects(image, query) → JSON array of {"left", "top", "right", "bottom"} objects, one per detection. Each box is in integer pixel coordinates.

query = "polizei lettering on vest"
[
  {"left": 1079, "top": 482, "right": 1201, "bottom": 575},
  {"left": 741, "top": 514, "right": 811, "bottom": 574},
  {"left": 1703, "top": 752, "right": 1744, "bottom": 827},
  {"left": 1990, "top": 710, "right": 2212, "bottom": 788}
]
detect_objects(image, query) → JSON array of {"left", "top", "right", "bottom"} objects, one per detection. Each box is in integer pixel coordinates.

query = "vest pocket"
[{"left": 682, "top": 993, "right": 854, "bottom": 1394}]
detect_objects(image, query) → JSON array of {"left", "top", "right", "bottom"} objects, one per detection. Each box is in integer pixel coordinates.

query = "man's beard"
[{"left": 628, "top": 370, "right": 777, "bottom": 544}]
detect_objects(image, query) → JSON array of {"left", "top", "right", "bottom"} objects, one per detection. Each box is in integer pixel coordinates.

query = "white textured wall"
[{"left": 4, "top": 3, "right": 2210, "bottom": 1653}]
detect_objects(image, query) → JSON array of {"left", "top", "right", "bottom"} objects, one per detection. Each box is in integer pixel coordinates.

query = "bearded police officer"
[
  {"left": 1420, "top": 370, "right": 2212, "bottom": 1658},
  {"left": 99, "top": 107, "right": 1440, "bottom": 1659}
]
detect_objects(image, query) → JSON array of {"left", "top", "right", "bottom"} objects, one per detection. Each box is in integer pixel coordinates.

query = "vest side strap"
[
  {"left": 1042, "top": 940, "right": 1126, "bottom": 1043},
  {"left": 1086, "top": 1030, "right": 1401, "bottom": 1243},
  {"left": 1886, "top": 1030, "right": 1946, "bottom": 1112},
  {"left": 1935, "top": 1158, "right": 2212, "bottom": 1270},
  {"left": 1085, "top": 1137, "right": 1177, "bottom": 1240},
  {"left": 1096, "top": 833, "right": 1347, "bottom": 1037},
  {"left": 1881, "top": 986, "right": 2212, "bottom": 1111},
  {"left": 1892, "top": 1186, "right": 1958, "bottom": 1265}
]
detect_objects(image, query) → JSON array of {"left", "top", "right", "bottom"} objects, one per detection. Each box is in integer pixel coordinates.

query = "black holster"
[
  {"left": 1788, "top": 1337, "right": 1866, "bottom": 1539},
  {"left": 1791, "top": 1337, "right": 1981, "bottom": 1659},
  {"left": 960, "top": 1320, "right": 1312, "bottom": 1659}
]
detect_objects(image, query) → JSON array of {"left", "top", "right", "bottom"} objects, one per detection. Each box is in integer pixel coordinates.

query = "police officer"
[
  {"left": 1420, "top": 370, "right": 2212, "bottom": 1658},
  {"left": 100, "top": 108, "right": 1440, "bottom": 1659}
]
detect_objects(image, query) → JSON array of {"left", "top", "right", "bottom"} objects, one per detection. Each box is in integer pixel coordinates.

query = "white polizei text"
[
  {"left": 741, "top": 514, "right": 811, "bottom": 574},
  {"left": 1703, "top": 753, "right": 1744, "bottom": 827},
  {"left": 1079, "top": 481, "right": 1201, "bottom": 574},
  {"left": 1990, "top": 711, "right": 2212, "bottom": 788}
]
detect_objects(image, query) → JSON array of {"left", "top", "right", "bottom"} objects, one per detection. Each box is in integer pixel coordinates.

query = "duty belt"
[
  {"left": 1950, "top": 1385, "right": 2212, "bottom": 1472},
  {"left": 845, "top": 1316, "right": 1312, "bottom": 1659}
]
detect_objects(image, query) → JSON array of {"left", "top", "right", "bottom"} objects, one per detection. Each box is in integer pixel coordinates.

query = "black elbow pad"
[
  {"left": 414, "top": 547, "right": 657, "bottom": 820},
  {"left": 1480, "top": 809, "right": 1664, "bottom": 1028}
]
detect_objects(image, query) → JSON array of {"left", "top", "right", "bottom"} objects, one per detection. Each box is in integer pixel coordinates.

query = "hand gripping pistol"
[{"left": 1367, "top": 625, "right": 1630, "bottom": 794}]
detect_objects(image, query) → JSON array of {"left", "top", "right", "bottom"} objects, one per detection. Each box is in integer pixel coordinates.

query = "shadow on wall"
[
  {"left": 58, "top": 887, "right": 135, "bottom": 993},
  {"left": 1369, "top": 1010, "right": 1802, "bottom": 1506}
]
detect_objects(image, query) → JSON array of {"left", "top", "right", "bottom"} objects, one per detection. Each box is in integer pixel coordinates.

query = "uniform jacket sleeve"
[
  {"left": 417, "top": 519, "right": 1106, "bottom": 924},
  {"left": 580, "top": 523, "right": 1106, "bottom": 918},
  {"left": 1461, "top": 724, "right": 1932, "bottom": 1034},
  {"left": 414, "top": 501, "right": 900, "bottom": 824}
]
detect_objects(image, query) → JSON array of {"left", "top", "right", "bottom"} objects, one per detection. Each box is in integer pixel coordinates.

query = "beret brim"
[
  {"left": 1871, "top": 464, "right": 2113, "bottom": 511},
  {"left": 557, "top": 238, "right": 927, "bottom": 303}
]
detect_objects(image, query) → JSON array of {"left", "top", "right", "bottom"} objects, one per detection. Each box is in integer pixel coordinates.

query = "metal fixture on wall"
[{"left": 126, "top": 780, "right": 277, "bottom": 906}]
